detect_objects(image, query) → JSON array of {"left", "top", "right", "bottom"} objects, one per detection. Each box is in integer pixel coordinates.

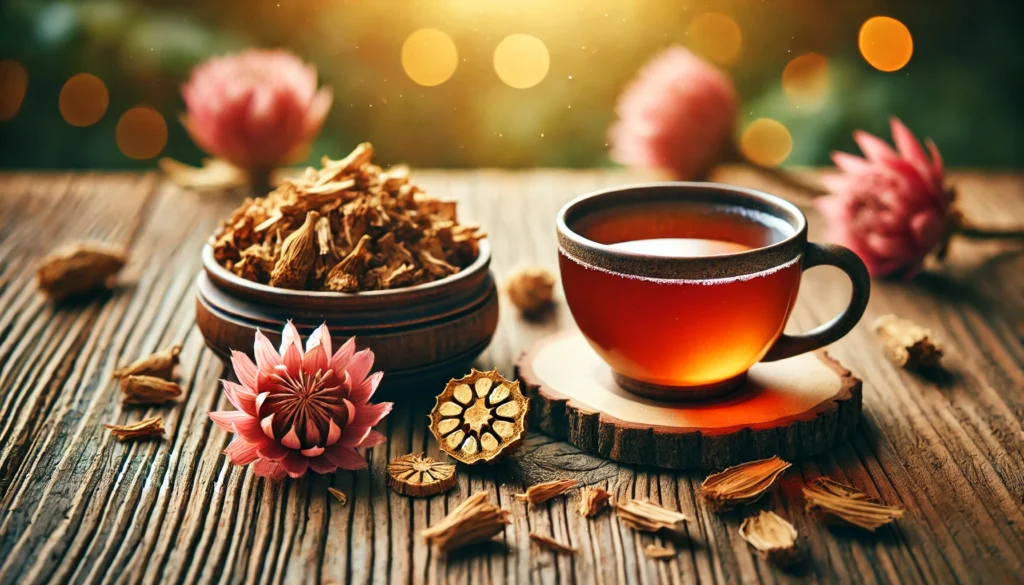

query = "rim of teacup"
[{"left": 556, "top": 182, "right": 808, "bottom": 281}]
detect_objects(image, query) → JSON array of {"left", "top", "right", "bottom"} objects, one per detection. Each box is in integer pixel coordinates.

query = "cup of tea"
[{"left": 556, "top": 182, "right": 870, "bottom": 400}]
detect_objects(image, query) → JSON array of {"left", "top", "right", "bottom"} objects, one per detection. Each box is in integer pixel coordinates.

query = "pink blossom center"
[{"left": 257, "top": 364, "right": 347, "bottom": 450}]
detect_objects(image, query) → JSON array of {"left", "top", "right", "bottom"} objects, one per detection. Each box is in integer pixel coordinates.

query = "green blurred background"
[{"left": 1, "top": 0, "right": 1022, "bottom": 170}]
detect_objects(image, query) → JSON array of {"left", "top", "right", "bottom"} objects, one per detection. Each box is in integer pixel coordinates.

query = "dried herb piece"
[
  {"left": 387, "top": 454, "right": 457, "bottom": 497},
  {"left": 739, "top": 511, "right": 800, "bottom": 566},
  {"left": 506, "top": 267, "right": 555, "bottom": 315},
  {"left": 37, "top": 241, "right": 127, "bottom": 302},
  {"left": 577, "top": 486, "right": 612, "bottom": 517},
  {"left": 104, "top": 416, "right": 165, "bottom": 441},
  {"left": 159, "top": 157, "right": 247, "bottom": 190},
  {"left": 700, "top": 456, "right": 792, "bottom": 512},
  {"left": 803, "top": 477, "right": 904, "bottom": 531},
  {"left": 616, "top": 499, "right": 691, "bottom": 533},
  {"left": 420, "top": 492, "right": 510, "bottom": 553},
  {"left": 270, "top": 210, "right": 319, "bottom": 289},
  {"left": 529, "top": 533, "right": 577, "bottom": 554},
  {"left": 119, "top": 375, "right": 183, "bottom": 405},
  {"left": 328, "top": 487, "right": 348, "bottom": 505},
  {"left": 873, "top": 314, "right": 943, "bottom": 370},
  {"left": 113, "top": 344, "right": 182, "bottom": 380},
  {"left": 644, "top": 544, "right": 677, "bottom": 560},
  {"left": 515, "top": 478, "right": 578, "bottom": 506},
  {"left": 429, "top": 369, "right": 528, "bottom": 465},
  {"left": 211, "top": 142, "right": 485, "bottom": 292}
]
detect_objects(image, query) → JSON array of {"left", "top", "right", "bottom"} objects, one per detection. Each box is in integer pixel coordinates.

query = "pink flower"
[
  {"left": 182, "top": 50, "right": 332, "bottom": 171},
  {"left": 817, "top": 118, "right": 954, "bottom": 279},
  {"left": 210, "top": 323, "right": 392, "bottom": 480},
  {"left": 609, "top": 46, "right": 738, "bottom": 180}
]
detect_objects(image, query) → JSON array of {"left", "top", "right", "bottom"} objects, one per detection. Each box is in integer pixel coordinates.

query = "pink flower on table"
[
  {"left": 181, "top": 50, "right": 332, "bottom": 171},
  {"left": 608, "top": 46, "right": 738, "bottom": 180},
  {"left": 817, "top": 117, "right": 954, "bottom": 279},
  {"left": 210, "top": 323, "right": 392, "bottom": 480}
]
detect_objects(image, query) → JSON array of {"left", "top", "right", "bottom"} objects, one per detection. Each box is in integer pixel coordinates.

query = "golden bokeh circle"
[
  {"left": 740, "top": 119, "right": 792, "bottom": 168},
  {"left": 116, "top": 106, "right": 168, "bottom": 160},
  {"left": 0, "top": 60, "right": 28, "bottom": 121},
  {"left": 858, "top": 16, "right": 913, "bottom": 72},
  {"left": 688, "top": 12, "right": 743, "bottom": 66},
  {"left": 782, "top": 53, "right": 830, "bottom": 107},
  {"left": 401, "top": 28, "right": 459, "bottom": 87},
  {"left": 493, "top": 34, "right": 550, "bottom": 89},
  {"left": 59, "top": 73, "right": 109, "bottom": 127}
]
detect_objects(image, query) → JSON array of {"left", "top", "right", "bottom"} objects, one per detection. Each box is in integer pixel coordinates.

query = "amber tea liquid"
[{"left": 559, "top": 204, "right": 802, "bottom": 388}]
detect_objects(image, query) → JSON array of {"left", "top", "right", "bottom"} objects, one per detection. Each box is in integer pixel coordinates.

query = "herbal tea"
[{"left": 559, "top": 205, "right": 802, "bottom": 389}]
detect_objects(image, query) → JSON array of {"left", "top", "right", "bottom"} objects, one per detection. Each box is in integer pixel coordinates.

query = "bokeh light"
[
  {"left": 116, "top": 106, "right": 167, "bottom": 160},
  {"left": 401, "top": 28, "right": 458, "bottom": 87},
  {"left": 493, "top": 34, "right": 550, "bottom": 89},
  {"left": 740, "top": 119, "right": 792, "bottom": 168},
  {"left": 0, "top": 60, "right": 28, "bottom": 121},
  {"left": 59, "top": 73, "right": 109, "bottom": 127},
  {"left": 687, "top": 12, "right": 742, "bottom": 66},
  {"left": 858, "top": 16, "right": 913, "bottom": 72},
  {"left": 782, "top": 53, "right": 830, "bottom": 108}
]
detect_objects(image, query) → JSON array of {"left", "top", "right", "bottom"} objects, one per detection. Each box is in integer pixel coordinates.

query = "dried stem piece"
[
  {"left": 420, "top": 492, "right": 510, "bottom": 553},
  {"left": 104, "top": 416, "right": 165, "bottom": 441},
  {"left": 529, "top": 533, "right": 577, "bottom": 554},
  {"left": 739, "top": 511, "right": 800, "bottom": 566},
  {"left": 616, "top": 499, "right": 691, "bottom": 533},
  {"left": 119, "top": 375, "right": 183, "bottom": 405},
  {"left": 113, "top": 344, "right": 182, "bottom": 380},
  {"left": 37, "top": 242, "right": 127, "bottom": 302},
  {"left": 516, "top": 478, "right": 578, "bottom": 506},
  {"left": 429, "top": 369, "right": 528, "bottom": 465},
  {"left": 700, "top": 456, "right": 792, "bottom": 512},
  {"left": 873, "top": 314, "right": 943, "bottom": 370},
  {"left": 506, "top": 267, "right": 555, "bottom": 315},
  {"left": 577, "top": 486, "right": 612, "bottom": 517},
  {"left": 327, "top": 487, "right": 347, "bottom": 505},
  {"left": 644, "top": 544, "right": 677, "bottom": 560},
  {"left": 387, "top": 454, "right": 457, "bottom": 497},
  {"left": 803, "top": 477, "right": 905, "bottom": 531}
]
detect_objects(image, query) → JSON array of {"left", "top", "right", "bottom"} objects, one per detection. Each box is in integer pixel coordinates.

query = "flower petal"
[
  {"left": 281, "top": 426, "right": 302, "bottom": 449},
  {"left": 339, "top": 425, "right": 372, "bottom": 447},
  {"left": 282, "top": 341, "right": 303, "bottom": 376},
  {"left": 281, "top": 452, "right": 310, "bottom": 478},
  {"left": 257, "top": 441, "right": 289, "bottom": 461},
  {"left": 222, "top": 380, "right": 257, "bottom": 416},
  {"left": 305, "top": 322, "right": 332, "bottom": 356},
  {"left": 344, "top": 349, "right": 374, "bottom": 388},
  {"left": 232, "top": 416, "right": 268, "bottom": 443},
  {"left": 329, "top": 337, "right": 356, "bottom": 374},
  {"left": 301, "top": 445, "right": 325, "bottom": 457},
  {"left": 831, "top": 152, "right": 873, "bottom": 174},
  {"left": 324, "top": 443, "right": 368, "bottom": 470},
  {"left": 210, "top": 410, "right": 249, "bottom": 433},
  {"left": 889, "top": 117, "right": 930, "bottom": 174},
  {"left": 325, "top": 418, "right": 342, "bottom": 446},
  {"left": 307, "top": 455, "right": 338, "bottom": 475},
  {"left": 357, "top": 430, "right": 386, "bottom": 448},
  {"left": 303, "top": 343, "right": 328, "bottom": 376},
  {"left": 853, "top": 130, "right": 898, "bottom": 163},
  {"left": 280, "top": 320, "right": 302, "bottom": 355},
  {"left": 348, "top": 371, "right": 383, "bottom": 406},
  {"left": 350, "top": 401, "right": 393, "bottom": 428},
  {"left": 224, "top": 437, "right": 260, "bottom": 465},
  {"left": 253, "top": 458, "right": 288, "bottom": 480},
  {"left": 230, "top": 350, "right": 258, "bottom": 389},
  {"left": 254, "top": 330, "right": 281, "bottom": 370}
]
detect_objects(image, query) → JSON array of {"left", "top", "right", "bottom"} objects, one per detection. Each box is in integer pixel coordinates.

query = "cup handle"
[{"left": 761, "top": 242, "right": 870, "bottom": 362}]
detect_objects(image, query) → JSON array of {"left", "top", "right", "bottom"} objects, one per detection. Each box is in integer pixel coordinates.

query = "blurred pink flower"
[
  {"left": 182, "top": 50, "right": 332, "bottom": 171},
  {"left": 210, "top": 322, "right": 392, "bottom": 480},
  {"left": 817, "top": 118, "right": 953, "bottom": 278},
  {"left": 609, "top": 46, "right": 738, "bottom": 180}
]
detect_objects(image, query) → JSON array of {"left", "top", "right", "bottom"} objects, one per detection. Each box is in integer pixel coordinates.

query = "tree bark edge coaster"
[{"left": 515, "top": 331, "right": 862, "bottom": 471}]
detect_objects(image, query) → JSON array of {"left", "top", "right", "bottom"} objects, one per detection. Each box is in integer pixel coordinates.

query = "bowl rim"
[{"left": 202, "top": 237, "right": 491, "bottom": 299}]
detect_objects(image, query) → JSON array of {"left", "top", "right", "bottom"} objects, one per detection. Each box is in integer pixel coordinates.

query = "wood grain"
[{"left": 0, "top": 168, "right": 1022, "bottom": 584}]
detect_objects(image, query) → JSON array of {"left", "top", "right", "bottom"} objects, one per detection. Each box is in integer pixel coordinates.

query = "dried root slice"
[
  {"left": 387, "top": 454, "right": 457, "bottom": 497},
  {"left": 529, "top": 533, "right": 577, "bottom": 554},
  {"left": 328, "top": 487, "right": 348, "bottom": 505},
  {"left": 577, "top": 486, "right": 612, "bottom": 517},
  {"left": 37, "top": 241, "right": 127, "bottom": 302},
  {"left": 739, "top": 511, "right": 800, "bottom": 566},
  {"left": 119, "top": 375, "right": 183, "bottom": 405},
  {"left": 113, "top": 344, "right": 182, "bottom": 380},
  {"left": 803, "top": 477, "right": 904, "bottom": 531},
  {"left": 104, "top": 416, "right": 164, "bottom": 441},
  {"left": 515, "top": 478, "right": 578, "bottom": 506},
  {"left": 873, "top": 314, "right": 943, "bottom": 370},
  {"left": 616, "top": 499, "right": 691, "bottom": 533},
  {"left": 700, "top": 456, "right": 792, "bottom": 512},
  {"left": 429, "top": 369, "right": 528, "bottom": 465},
  {"left": 420, "top": 492, "right": 510, "bottom": 553},
  {"left": 644, "top": 544, "right": 677, "bottom": 560},
  {"left": 505, "top": 267, "right": 555, "bottom": 315}
]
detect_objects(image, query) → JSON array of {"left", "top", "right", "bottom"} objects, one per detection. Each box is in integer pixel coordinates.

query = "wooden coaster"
[{"left": 515, "top": 332, "right": 862, "bottom": 471}]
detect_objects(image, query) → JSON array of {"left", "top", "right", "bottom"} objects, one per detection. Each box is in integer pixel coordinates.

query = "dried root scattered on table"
[
  {"left": 420, "top": 492, "right": 510, "bottom": 553},
  {"left": 529, "top": 533, "right": 577, "bottom": 554},
  {"left": 113, "top": 344, "right": 182, "bottom": 380},
  {"left": 119, "top": 375, "right": 183, "bottom": 405},
  {"left": 739, "top": 511, "right": 800, "bottom": 566},
  {"left": 700, "top": 456, "right": 792, "bottom": 512},
  {"left": 644, "top": 544, "right": 677, "bottom": 560},
  {"left": 873, "top": 314, "right": 944, "bottom": 370},
  {"left": 803, "top": 477, "right": 904, "bottom": 531},
  {"left": 429, "top": 369, "right": 528, "bottom": 465},
  {"left": 577, "top": 486, "right": 612, "bottom": 517},
  {"left": 104, "top": 416, "right": 165, "bottom": 441},
  {"left": 210, "top": 142, "right": 486, "bottom": 292},
  {"left": 515, "top": 478, "right": 578, "bottom": 506},
  {"left": 37, "top": 241, "right": 127, "bottom": 302},
  {"left": 387, "top": 453, "right": 457, "bottom": 497},
  {"left": 327, "top": 487, "right": 347, "bottom": 505},
  {"left": 505, "top": 266, "right": 556, "bottom": 315}
]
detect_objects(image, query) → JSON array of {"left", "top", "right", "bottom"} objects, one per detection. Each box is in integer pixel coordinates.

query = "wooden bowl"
[{"left": 196, "top": 241, "right": 499, "bottom": 393}]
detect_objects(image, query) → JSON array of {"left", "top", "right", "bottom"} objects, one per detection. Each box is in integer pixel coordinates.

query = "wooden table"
[{"left": 1, "top": 168, "right": 1022, "bottom": 585}]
